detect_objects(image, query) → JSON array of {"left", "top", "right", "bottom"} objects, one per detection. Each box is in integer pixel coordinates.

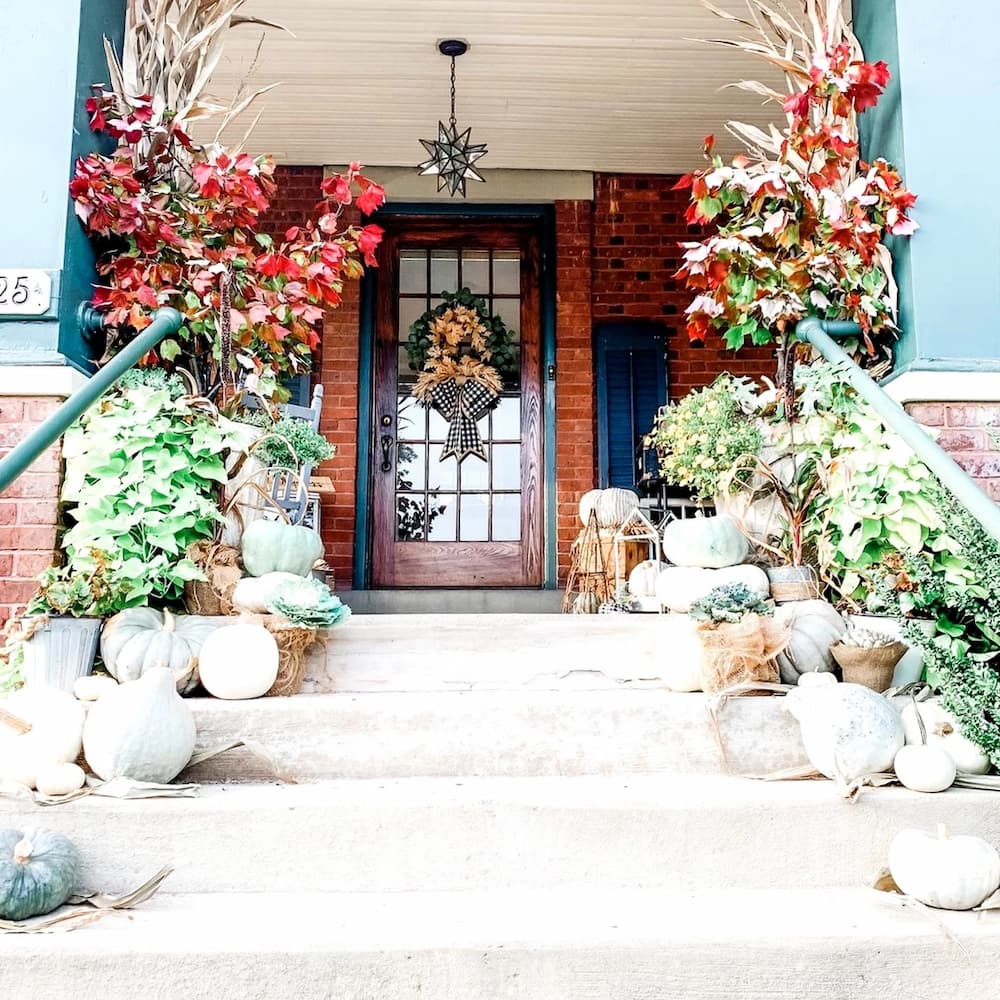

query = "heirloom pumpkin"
[
  {"left": 655, "top": 564, "right": 768, "bottom": 614},
  {"left": 0, "top": 828, "right": 79, "bottom": 920},
  {"left": 774, "top": 600, "right": 846, "bottom": 684},
  {"left": 578, "top": 489, "right": 603, "bottom": 526},
  {"left": 783, "top": 675, "right": 904, "bottom": 782},
  {"left": 83, "top": 667, "right": 196, "bottom": 783},
  {"left": 0, "top": 687, "right": 85, "bottom": 790},
  {"left": 661, "top": 514, "right": 748, "bottom": 569},
  {"left": 889, "top": 825, "right": 1000, "bottom": 910},
  {"left": 100, "top": 608, "right": 219, "bottom": 694},
  {"left": 241, "top": 521, "right": 324, "bottom": 578},
  {"left": 900, "top": 699, "right": 991, "bottom": 775},
  {"left": 595, "top": 488, "right": 640, "bottom": 528},
  {"left": 197, "top": 620, "right": 279, "bottom": 699}
]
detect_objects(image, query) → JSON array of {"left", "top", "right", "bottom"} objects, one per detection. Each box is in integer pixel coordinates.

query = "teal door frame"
[{"left": 352, "top": 203, "right": 558, "bottom": 590}]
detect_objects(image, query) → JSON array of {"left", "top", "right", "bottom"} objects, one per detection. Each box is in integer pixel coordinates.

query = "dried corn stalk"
[{"left": 104, "top": 0, "right": 288, "bottom": 141}]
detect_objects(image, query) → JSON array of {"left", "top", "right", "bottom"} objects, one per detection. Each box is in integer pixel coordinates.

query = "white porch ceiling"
[{"left": 205, "top": 0, "right": 799, "bottom": 174}]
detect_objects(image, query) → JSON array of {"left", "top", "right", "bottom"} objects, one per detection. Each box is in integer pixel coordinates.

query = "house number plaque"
[{"left": 0, "top": 269, "right": 52, "bottom": 316}]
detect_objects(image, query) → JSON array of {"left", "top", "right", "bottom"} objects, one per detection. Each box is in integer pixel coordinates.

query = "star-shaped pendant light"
[{"left": 417, "top": 39, "right": 488, "bottom": 197}]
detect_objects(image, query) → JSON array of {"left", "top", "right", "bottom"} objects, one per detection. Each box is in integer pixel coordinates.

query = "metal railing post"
[
  {"left": 0, "top": 307, "right": 184, "bottom": 494},
  {"left": 795, "top": 316, "right": 1000, "bottom": 545}
]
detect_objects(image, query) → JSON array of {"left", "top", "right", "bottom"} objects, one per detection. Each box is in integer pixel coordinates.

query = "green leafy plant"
[
  {"left": 646, "top": 374, "right": 762, "bottom": 500},
  {"left": 267, "top": 577, "right": 352, "bottom": 629},
  {"left": 690, "top": 583, "right": 773, "bottom": 625},
  {"left": 58, "top": 380, "right": 244, "bottom": 607},
  {"left": 26, "top": 550, "right": 133, "bottom": 617},
  {"left": 236, "top": 410, "right": 335, "bottom": 469}
]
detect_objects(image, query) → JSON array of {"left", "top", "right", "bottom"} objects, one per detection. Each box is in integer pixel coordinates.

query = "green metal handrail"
[
  {"left": 795, "top": 317, "right": 1000, "bottom": 544},
  {"left": 0, "top": 307, "right": 183, "bottom": 494}
]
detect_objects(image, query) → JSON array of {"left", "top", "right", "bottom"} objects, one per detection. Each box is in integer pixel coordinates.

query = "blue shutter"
[{"left": 595, "top": 324, "right": 667, "bottom": 489}]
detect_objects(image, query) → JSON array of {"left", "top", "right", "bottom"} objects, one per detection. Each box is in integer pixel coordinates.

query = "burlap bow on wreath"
[{"left": 407, "top": 289, "right": 517, "bottom": 464}]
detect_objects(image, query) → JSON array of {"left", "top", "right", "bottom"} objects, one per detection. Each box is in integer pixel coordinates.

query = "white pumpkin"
[
  {"left": 198, "top": 621, "right": 279, "bottom": 699},
  {"left": 0, "top": 687, "right": 86, "bottom": 790},
  {"left": 657, "top": 614, "right": 705, "bottom": 692},
  {"left": 661, "top": 514, "right": 749, "bottom": 569},
  {"left": 889, "top": 825, "right": 1000, "bottom": 910},
  {"left": 34, "top": 762, "right": 86, "bottom": 797},
  {"left": 783, "top": 678, "right": 904, "bottom": 782},
  {"left": 774, "top": 600, "right": 846, "bottom": 684},
  {"left": 82, "top": 667, "right": 196, "bottom": 783},
  {"left": 900, "top": 699, "right": 991, "bottom": 775},
  {"left": 578, "top": 489, "right": 603, "bottom": 526},
  {"left": 627, "top": 560, "right": 663, "bottom": 599},
  {"left": 655, "top": 563, "right": 769, "bottom": 614},
  {"left": 893, "top": 744, "right": 956, "bottom": 793},
  {"left": 73, "top": 675, "right": 119, "bottom": 702},
  {"left": 595, "top": 488, "right": 640, "bottom": 528},
  {"left": 231, "top": 572, "right": 304, "bottom": 614}
]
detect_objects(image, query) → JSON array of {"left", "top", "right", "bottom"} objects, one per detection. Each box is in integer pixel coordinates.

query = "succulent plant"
[
  {"left": 689, "top": 583, "right": 774, "bottom": 625},
  {"left": 838, "top": 624, "right": 898, "bottom": 649},
  {"left": 266, "top": 577, "right": 352, "bottom": 629}
]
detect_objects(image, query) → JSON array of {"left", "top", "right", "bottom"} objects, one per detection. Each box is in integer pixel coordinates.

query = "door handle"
[{"left": 380, "top": 434, "right": 394, "bottom": 473}]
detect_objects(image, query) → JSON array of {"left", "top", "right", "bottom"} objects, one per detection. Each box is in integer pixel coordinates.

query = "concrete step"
[
  {"left": 3, "top": 777, "right": 998, "bottom": 895},
  {"left": 300, "top": 612, "right": 682, "bottom": 694},
  {"left": 183, "top": 688, "right": 809, "bottom": 781},
  {"left": 4, "top": 886, "right": 999, "bottom": 999},
  {"left": 338, "top": 589, "right": 564, "bottom": 614}
]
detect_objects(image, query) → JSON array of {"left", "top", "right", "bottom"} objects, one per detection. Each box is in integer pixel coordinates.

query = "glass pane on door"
[{"left": 393, "top": 246, "right": 523, "bottom": 544}]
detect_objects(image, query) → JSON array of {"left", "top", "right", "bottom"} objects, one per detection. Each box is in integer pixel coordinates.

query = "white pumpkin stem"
[
  {"left": 13, "top": 838, "right": 33, "bottom": 864},
  {"left": 162, "top": 609, "right": 176, "bottom": 633}
]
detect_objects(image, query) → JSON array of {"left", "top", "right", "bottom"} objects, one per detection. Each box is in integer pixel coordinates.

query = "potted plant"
[
  {"left": 689, "top": 582, "right": 782, "bottom": 692},
  {"left": 830, "top": 623, "right": 908, "bottom": 693},
  {"left": 14, "top": 552, "right": 130, "bottom": 691}
]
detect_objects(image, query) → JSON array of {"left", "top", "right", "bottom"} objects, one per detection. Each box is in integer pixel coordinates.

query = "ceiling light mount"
[{"left": 417, "top": 38, "right": 488, "bottom": 198}]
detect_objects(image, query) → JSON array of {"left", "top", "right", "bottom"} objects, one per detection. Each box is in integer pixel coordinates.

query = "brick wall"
[
  {"left": 592, "top": 173, "right": 776, "bottom": 400},
  {"left": 0, "top": 399, "right": 61, "bottom": 624},
  {"left": 907, "top": 402, "right": 1000, "bottom": 502}
]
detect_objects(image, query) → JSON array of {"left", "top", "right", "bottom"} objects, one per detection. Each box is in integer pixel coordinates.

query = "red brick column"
[
  {"left": 907, "top": 402, "right": 1000, "bottom": 502},
  {"left": 554, "top": 200, "right": 595, "bottom": 582},
  {"left": 0, "top": 398, "right": 61, "bottom": 624}
]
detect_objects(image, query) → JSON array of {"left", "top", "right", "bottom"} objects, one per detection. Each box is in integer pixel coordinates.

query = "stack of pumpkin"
[{"left": 624, "top": 512, "right": 848, "bottom": 693}]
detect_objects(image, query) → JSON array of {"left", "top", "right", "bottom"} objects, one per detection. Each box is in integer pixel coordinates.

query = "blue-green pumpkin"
[
  {"left": 241, "top": 521, "right": 324, "bottom": 578},
  {"left": 0, "top": 828, "right": 79, "bottom": 920}
]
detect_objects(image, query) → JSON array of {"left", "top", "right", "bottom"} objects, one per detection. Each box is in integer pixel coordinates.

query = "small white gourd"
[
  {"left": 83, "top": 667, "right": 196, "bottom": 783},
  {"left": 627, "top": 560, "right": 663, "bottom": 599},
  {"left": 900, "top": 698, "right": 991, "bottom": 775},
  {"left": 34, "top": 762, "right": 86, "bottom": 797},
  {"left": 0, "top": 687, "right": 86, "bottom": 790},
  {"left": 894, "top": 744, "right": 956, "bottom": 793},
  {"left": 783, "top": 678, "right": 904, "bottom": 782},
  {"left": 198, "top": 619, "right": 279, "bottom": 699},
  {"left": 889, "top": 825, "right": 1000, "bottom": 909},
  {"left": 661, "top": 514, "right": 749, "bottom": 569},
  {"left": 73, "top": 675, "right": 119, "bottom": 702}
]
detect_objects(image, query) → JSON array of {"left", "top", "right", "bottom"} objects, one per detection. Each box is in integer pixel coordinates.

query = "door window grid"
[{"left": 395, "top": 248, "right": 522, "bottom": 543}]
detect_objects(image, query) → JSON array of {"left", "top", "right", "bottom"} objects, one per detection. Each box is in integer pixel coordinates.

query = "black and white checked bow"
[{"left": 430, "top": 378, "right": 498, "bottom": 463}]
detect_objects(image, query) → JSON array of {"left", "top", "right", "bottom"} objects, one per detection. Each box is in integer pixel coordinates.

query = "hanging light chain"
[{"left": 449, "top": 55, "right": 457, "bottom": 129}]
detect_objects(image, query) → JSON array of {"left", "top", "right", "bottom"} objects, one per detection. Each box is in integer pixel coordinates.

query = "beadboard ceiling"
[{"left": 203, "top": 0, "right": 802, "bottom": 173}]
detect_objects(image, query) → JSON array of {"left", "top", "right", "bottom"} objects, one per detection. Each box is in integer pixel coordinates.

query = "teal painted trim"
[
  {"left": 796, "top": 317, "right": 1000, "bottom": 544},
  {"left": 352, "top": 267, "right": 377, "bottom": 590},
  {"left": 352, "top": 202, "right": 559, "bottom": 589},
  {"left": 59, "top": 0, "right": 126, "bottom": 373},
  {"left": 0, "top": 307, "right": 182, "bottom": 493}
]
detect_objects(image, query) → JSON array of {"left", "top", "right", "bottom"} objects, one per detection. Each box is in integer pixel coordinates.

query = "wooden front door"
[{"left": 371, "top": 219, "right": 543, "bottom": 587}]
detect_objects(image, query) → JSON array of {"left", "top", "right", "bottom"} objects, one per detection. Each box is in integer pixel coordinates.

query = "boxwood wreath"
[{"left": 405, "top": 288, "right": 518, "bottom": 462}]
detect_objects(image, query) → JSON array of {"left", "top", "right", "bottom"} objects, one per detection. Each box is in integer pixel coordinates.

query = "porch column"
[
  {"left": 853, "top": 0, "right": 999, "bottom": 378},
  {"left": 0, "top": 0, "right": 125, "bottom": 621}
]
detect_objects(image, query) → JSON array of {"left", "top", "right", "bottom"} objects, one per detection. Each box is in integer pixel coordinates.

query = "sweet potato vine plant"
[{"left": 70, "top": 89, "right": 385, "bottom": 398}]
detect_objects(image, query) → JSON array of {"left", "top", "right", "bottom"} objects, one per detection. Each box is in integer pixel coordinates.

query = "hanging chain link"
[{"left": 449, "top": 56, "right": 457, "bottom": 128}]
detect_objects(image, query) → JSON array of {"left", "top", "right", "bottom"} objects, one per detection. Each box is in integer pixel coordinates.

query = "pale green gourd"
[
  {"left": 0, "top": 828, "right": 79, "bottom": 920},
  {"left": 661, "top": 514, "right": 748, "bottom": 568},
  {"left": 241, "top": 521, "right": 324, "bottom": 577},
  {"left": 774, "top": 600, "right": 846, "bottom": 683}
]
